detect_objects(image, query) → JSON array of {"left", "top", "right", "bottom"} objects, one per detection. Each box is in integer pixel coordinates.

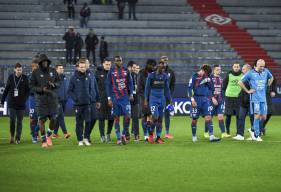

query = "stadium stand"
[
  {"left": 188, "top": 0, "right": 281, "bottom": 83},
  {"left": 0, "top": 0, "right": 243, "bottom": 83}
]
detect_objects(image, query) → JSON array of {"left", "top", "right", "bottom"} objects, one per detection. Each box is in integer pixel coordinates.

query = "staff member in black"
[
  {"left": 1, "top": 63, "right": 29, "bottom": 144},
  {"left": 96, "top": 58, "right": 114, "bottom": 142}
]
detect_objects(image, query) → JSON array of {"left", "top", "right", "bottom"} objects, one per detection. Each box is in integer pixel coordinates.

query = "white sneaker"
[
  {"left": 256, "top": 137, "right": 263, "bottom": 142},
  {"left": 248, "top": 128, "right": 256, "bottom": 140},
  {"left": 233, "top": 134, "right": 244, "bottom": 141},
  {"left": 78, "top": 141, "right": 84, "bottom": 146},
  {"left": 101, "top": 136, "right": 106, "bottom": 143},
  {"left": 209, "top": 135, "right": 221, "bottom": 142},
  {"left": 192, "top": 136, "right": 197, "bottom": 142},
  {"left": 203, "top": 132, "right": 209, "bottom": 138},
  {"left": 246, "top": 137, "right": 253, "bottom": 141},
  {"left": 83, "top": 138, "right": 91, "bottom": 146}
]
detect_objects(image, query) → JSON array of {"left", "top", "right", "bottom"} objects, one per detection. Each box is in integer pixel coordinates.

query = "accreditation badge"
[{"left": 14, "top": 88, "right": 19, "bottom": 97}]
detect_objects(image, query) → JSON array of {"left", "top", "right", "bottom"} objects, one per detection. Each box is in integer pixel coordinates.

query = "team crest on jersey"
[
  {"left": 49, "top": 72, "right": 53, "bottom": 77},
  {"left": 112, "top": 72, "right": 117, "bottom": 77},
  {"left": 40, "top": 74, "right": 44, "bottom": 78}
]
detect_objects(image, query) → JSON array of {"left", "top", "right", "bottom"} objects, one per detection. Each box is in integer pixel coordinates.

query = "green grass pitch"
[{"left": 1, "top": 116, "right": 281, "bottom": 192}]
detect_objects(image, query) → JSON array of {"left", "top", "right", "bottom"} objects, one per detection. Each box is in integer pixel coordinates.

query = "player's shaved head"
[
  {"left": 242, "top": 64, "right": 251, "bottom": 74},
  {"left": 254, "top": 59, "right": 265, "bottom": 72}
]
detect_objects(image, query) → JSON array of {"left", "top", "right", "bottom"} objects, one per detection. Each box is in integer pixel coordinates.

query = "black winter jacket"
[
  {"left": 29, "top": 55, "right": 60, "bottom": 108},
  {"left": 1, "top": 73, "right": 29, "bottom": 110}
]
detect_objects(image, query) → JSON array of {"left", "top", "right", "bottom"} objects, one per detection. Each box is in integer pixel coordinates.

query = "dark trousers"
[
  {"left": 86, "top": 48, "right": 96, "bottom": 65},
  {"left": 75, "top": 105, "right": 91, "bottom": 141},
  {"left": 9, "top": 108, "right": 24, "bottom": 140},
  {"left": 117, "top": 2, "right": 125, "bottom": 19},
  {"left": 164, "top": 109, "right": 170, "bottom": 134},
  {"left": 66, "top": 48, "right": 74, "bottom": 64},
  {"left": 74, "top": 48, "right": 82, "bottom": 64},
  {"left": 99, "top": 119, "right": 114, "bottom": 137},
  {"left": 54, "top": 102, "right": 68, "bottom": 134},
  {"left": 225, "top": 114, "right": 239, "bottom": 135},
  {"left": 131, "top": 104, "right": 139, "bottom": 136},
  {"left": 86, "top": 103, "right": 98, "bottom": 140},
  {"left": 237, "top": 106, "right": 254, "bottom": 136},
  {"left": 128, "top": 3, "right": 137, "bottom": 19},
  {"left": 80, "top": 16, "right": 89, "bottom": 28},
  {"left": 68, "top": 6, "right": 75, "bottom": 19}
]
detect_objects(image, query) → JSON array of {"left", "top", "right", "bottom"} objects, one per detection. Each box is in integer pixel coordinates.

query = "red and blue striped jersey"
[{"left": 106, "top": 65, "right": 133, "bottom": 100}]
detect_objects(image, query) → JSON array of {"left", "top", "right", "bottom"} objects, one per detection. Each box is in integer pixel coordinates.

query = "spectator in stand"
[
  {"left": 99, "top": 36, "right": 109, "bottom": 64},
  {"left": 128, "top": 0, "right": 138, "bottom": 20},
  {"left": 74, "top": 32, "right": 84, "bottom": 64},
  {"left": 63, "top": 26, "right": 76, "bottom": 65},
  {"left": 85, "top": 28, "right": 99, "bottom": 66},
  {"left": 64, "top": 0, "right": 77, "bottom": 19},
  {"left": 1, "top": 63, "right": 30, "bottom": 144},
  {"left": 80, "top": 2, "right": 91, "bottom": 28},
  {"left": 116, "top": 0, "right": 126, "bottom": 20}
]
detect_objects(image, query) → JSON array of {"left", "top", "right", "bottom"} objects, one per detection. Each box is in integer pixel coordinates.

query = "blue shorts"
[
  {"left": 112, "top": 97, "right": 131, "bottom": 117},
  {"left": 211, "top": 101, "right": 225, "bottom": 116},
  {"left": 190, "top": 96, "right": 212, "bottom": 119},
  {"left": 29, "top": 96, "right": 38, "bottom": 120},
  {"left": 250, "top": 101, "right": 267, "bottom": 115},
  {"left": 149, "top": 98, "right": 165, "bottom": 119}
]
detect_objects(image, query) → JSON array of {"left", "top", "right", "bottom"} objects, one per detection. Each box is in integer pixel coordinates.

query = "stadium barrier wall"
[{"left": 1, "top": 83, "right": 281, "bottom": 116}]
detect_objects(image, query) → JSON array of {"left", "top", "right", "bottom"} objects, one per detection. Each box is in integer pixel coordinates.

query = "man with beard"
[
  {"left": 106, "top": 56, "right": 133, "bottom": 145},
  {"left": 144, "top": 61, "right": 172, "bottom": 144},
  {"left": 137, "top": 59, "right": 156, "bottom": 141},
  {"left": 29, "top": 55, "right": 40, "bottom": 143},
  {"left": 30, "top": 54, "right": 60, "bottom": 148},
  {"left": 160, "top": 56, "right": 176, "bottom": 139}
]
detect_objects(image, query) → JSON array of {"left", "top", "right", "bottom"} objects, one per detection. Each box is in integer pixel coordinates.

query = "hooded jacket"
[{"left": 29, "top": 54, "right": 60, "bottom": 107}]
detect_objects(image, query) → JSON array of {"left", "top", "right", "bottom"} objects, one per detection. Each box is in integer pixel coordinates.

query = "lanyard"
[{"left": 13, "top": 74, "right": 22, "bottom": 89}]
